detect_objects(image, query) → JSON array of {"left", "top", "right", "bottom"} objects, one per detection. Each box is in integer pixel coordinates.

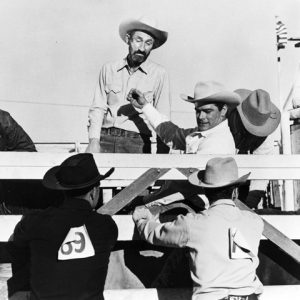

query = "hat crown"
[
  {"left": 193, "top": 81, "right": 227, "bottom": 100},
  {"left": 242, "top": 89, "right": 274, "bottom": 126},
  {"left": 119, "top": 15, "right": 167, "bottom": 49},
  {"left": 136, "top": 16, "right": 158, "bottom": 29},
  {"left": 56, "top": 154, "right": 100, "bottom": 189},
  {"left": 202, "top": 157, "right": 239, "bottom": 186}
]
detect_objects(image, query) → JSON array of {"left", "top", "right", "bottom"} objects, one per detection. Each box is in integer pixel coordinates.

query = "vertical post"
[
  {"left": 281, "top": 111, "right": 294, "bottom": 211},
  {"left": 277, "top": 47, "right": 295, "bottom": 211}
]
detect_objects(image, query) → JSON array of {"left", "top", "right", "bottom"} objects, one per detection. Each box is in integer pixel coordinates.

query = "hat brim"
[
  {"left": 119, "top": 20, "right": 168, "bottom": 49},
  {"left": 237, "top": 102, "right": 281, "bottom": 137},
  {"left": 180, "top": 91, "right": 241, "bottom": 108},
  {"left": 42, "top": 166, "right": 114, "bottom": 191},
  {"left": 188, "top": 170, "right": 250, "bottom": 189}
]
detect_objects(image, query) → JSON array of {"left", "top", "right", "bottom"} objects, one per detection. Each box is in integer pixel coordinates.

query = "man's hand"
[
  {"left": 132, "top": 205, "right": 155, "bottom": 222},
  {"left": 85, "top": 138, "right": 100, "bottom": 153},
  {"left": 127, "top": 88, "right": 147, "bottom": 109}
]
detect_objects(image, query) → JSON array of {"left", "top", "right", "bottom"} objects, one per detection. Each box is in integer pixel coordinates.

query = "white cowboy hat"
[
  {"left": 119, "top": 16, "right": 168, "bottom": 49},
  {"left": 234, "top": 89, "right": 281, "bottom": 137},
  {"left": 188, "top": 157, "right": 250, "bottom": 189},
  {"left": 181, "top": 81, "right": 241, "bottom": 108}
]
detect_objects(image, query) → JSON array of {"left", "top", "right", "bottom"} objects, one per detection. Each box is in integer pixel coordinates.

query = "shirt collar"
[
  {"left": 209, "top": 198, "right": 236, "bottom": 208},
  {"left": 201, "top": 119, "right": 229, "bottom": 137},
  {"left": 117, "top": 57, "right": 149, "bottom": 74}
]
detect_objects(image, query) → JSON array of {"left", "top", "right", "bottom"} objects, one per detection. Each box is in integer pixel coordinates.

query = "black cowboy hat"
[{"left": 42, "top": 153, "right": 114, "bottom": 190}]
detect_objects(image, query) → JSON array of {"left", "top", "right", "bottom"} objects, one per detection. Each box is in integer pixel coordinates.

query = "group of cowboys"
[{"left": 0, "top": 16, "right": 282, "bottom": 300}]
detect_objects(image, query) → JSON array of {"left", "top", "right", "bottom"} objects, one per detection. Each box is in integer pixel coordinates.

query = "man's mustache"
[{"left": 133, "top": 51, "right": 146, "bottom": 56}]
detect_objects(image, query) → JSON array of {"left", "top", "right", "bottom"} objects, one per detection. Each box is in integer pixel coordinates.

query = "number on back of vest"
[{"left": 58, "top": 225, "right": 95, "bottom": 260}]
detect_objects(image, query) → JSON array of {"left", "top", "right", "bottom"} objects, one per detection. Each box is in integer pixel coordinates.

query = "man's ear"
[
  {"left": 221, "top": 104, "right": 228, "bottom": 118},
  {"left": 125, "top": 33, "right": 131, "bottom": 45}
]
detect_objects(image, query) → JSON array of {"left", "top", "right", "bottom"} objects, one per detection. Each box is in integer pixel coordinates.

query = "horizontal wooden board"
[
  {"left": 1, "top": 215, "right": 300, "bottom": 242},
  {"left": 0, "top": 153, "right": 300, "bottom": 180}
]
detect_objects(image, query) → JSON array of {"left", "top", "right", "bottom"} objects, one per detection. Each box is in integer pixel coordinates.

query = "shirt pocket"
[{"left": 105, "top": 84, "right": 122, "bottom": 106}]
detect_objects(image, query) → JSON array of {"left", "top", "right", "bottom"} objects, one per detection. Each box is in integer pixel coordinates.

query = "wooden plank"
[
  {"left": 2, "top": 153, "right": 300, "bottom": 180},
  {"left": 1, "top": 215, "right": 300, "bottom": 242},
  {"left": 103, "top": 286, "right": 300, "bottom": 300},
  {"left": 97, "top": 168, "right": 171, "bottom": 215},
  {"left": 1, "top": 153, "right": 300, "bottom": 168},
  {"left": 177, "top": 168, "right": 300, "bottom": 264},
  {"left": 0, "top": 153, "right": 300, "bottom": 180},
  {"left": 235, "top": 199, "right": 300, "bottom": 263},
  {"left": 0, "top": 284, "right": 299, "bottom": 300}
]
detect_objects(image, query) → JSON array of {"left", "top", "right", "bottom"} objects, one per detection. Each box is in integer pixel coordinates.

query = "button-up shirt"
[
  {"left": 88, "top": 58, "right": 171, "bottom": 139},
  {"left": 133, "top": 199, "right": 264, "bottom": 300}
]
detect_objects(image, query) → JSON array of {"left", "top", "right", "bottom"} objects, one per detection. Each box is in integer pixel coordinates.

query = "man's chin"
[{"left": 197, "top": 124, "right": 209, "bottom": 131}]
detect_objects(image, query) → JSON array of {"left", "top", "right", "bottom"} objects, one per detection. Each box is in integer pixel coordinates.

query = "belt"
[
  {"left": 220, "top": 294, "right": 258, "bottom": 300},
  {"left": 101, "top": 127, "right": 150, "bottom": 139}
]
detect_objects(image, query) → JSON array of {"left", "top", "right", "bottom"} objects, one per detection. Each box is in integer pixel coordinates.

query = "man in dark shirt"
[
  {"left": 2, "top": 153, "right": 118, "bottom": 300},
  {"left": 0, "top": 109, "right": 36, "bottom": 152},
  {"left": 228, "top": 89, "right": 281, "bottom": 208}
]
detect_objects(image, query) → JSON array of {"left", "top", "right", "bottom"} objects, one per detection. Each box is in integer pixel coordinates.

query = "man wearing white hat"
[
  {"left": 128, "top": 80, "right": 240, "bottom": 155},
  {"left": 228, "top": 89, "right": 281, "bottom": 208},
  {"left": 128, "top": 81, "right": 240, "bottom": 208},
  {"left": 86, "top": 16, "right": 171, "bottom": 154},
  {"left": 133, "top": 157, "right": 264, "bottom": 300}
]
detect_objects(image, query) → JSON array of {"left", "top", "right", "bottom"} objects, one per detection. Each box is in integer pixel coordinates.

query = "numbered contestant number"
[{"left": 58, "top": 225, "right": 95, "bottom": 260}]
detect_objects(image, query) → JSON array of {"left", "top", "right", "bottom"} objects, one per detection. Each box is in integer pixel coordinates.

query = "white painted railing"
[{"left": 0, "top": 152, "right": 299, "bottom": 299}]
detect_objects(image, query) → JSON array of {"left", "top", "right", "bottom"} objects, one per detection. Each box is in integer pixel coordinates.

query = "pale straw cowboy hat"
[
  {"left": 188, "top": 157, "right": 250, "bottom": 189},
  {"left": 181, "top": 81, "right": 241, "bottom": 108},
  {"left": 119, "top": 16, "right": 168, "bottom": 49},
  {"left": 234, "top": 89, "right": 281, "bottom": 137}
]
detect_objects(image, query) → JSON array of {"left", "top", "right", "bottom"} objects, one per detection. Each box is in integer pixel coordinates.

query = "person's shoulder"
[
  {"left": 145, "top": 59, "right": 167, "bottom": 73},
  {"left": 101, "top": 59, "right": 125, "bottom": 70},
  {"left": 0, "top": 109, "right": 11, "bottom": 119},
  {"left": 240, "top": 209, "right": 264, "bottom": 227},
  {"left": 92, "top": 212, "right": 117, "bottom": 226}
]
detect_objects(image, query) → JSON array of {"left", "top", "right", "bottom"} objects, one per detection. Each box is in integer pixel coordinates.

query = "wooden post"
[
  {"left": 281, "top": 111, "right": 294, "bottom": 211},
  {"left": 291, "top": 119, "right": 300, "bottom": 210}
]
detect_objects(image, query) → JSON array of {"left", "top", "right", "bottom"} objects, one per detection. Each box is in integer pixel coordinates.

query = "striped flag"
[{"left": 276, "top": 16, "right": 288, "bottom": 51}]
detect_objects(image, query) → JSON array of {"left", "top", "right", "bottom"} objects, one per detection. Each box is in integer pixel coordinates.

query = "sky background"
[{"left": 0, "top": 0, "right": 299, "bottom": 143}]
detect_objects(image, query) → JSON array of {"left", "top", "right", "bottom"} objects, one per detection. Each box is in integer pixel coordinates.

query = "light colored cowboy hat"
[
  {"left": 188, "top": 157, "right": 250, "bottom": 189},
  {"left": 119, "top": 16, "right": 168, "bottom": 49},
  {"left": 181, "top": 81, "right": 241, "bottom": 108},
  {"left": 234, "top": 89, "right": 281, "bottom": 137},
  {"left": 43, "top": 153, "right": 114, "bottom": 190}
]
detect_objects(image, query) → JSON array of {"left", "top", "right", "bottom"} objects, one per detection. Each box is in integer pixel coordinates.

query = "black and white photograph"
[{"left": 0, "top": 0, "right": 300, "bottom": 299}]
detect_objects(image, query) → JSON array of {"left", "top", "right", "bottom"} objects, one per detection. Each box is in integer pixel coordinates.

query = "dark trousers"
[{"left": 100, "top": 128, "right": 151, "bottom": 153}]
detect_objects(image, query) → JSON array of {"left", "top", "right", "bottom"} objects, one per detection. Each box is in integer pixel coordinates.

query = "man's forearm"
[{"left": 142, "top": 103, "right": 169, "bottom": 129}]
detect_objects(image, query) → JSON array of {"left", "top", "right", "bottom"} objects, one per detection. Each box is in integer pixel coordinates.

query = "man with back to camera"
[
  {"left": 86, "top": 16, "right": 171, "bottom": 154},
  {"left": 133, "top": 157, "right": 264, "bottom": 300},
  {"left": 228, "top": 89, "right": 281, "bottom": 208},
  {"left": 1, "top": 153, "right": 118, "bottom": 300}
]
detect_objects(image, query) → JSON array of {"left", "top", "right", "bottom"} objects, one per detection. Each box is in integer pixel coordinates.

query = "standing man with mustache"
[{"left": 86, "top": 16, "right": 171, "bottom": 154}]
